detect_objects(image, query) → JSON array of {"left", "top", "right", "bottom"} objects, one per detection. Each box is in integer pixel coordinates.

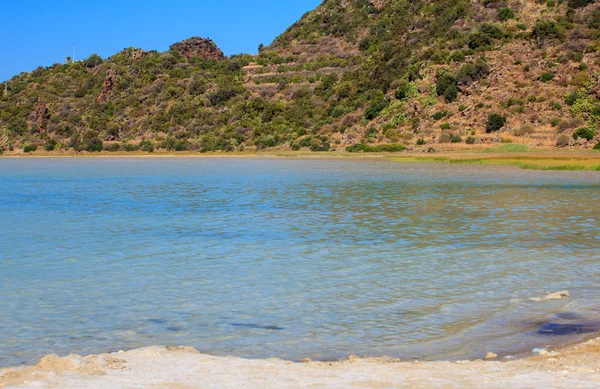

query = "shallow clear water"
[{"left": 0, "top": 158, "right": 599, "bottom": 367}]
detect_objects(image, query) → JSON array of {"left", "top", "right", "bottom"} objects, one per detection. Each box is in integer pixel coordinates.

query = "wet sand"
[{"left": 1, "top": 338, "right": 599, "bottom": 389}]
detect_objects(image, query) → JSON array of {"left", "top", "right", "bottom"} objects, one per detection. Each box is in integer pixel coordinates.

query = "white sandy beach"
[{"left": 1, "top": 337, "right": 600, "bottom": 389}]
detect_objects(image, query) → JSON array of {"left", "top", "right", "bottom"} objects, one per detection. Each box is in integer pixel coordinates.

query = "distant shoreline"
[{"left": 1, "top": 148, "right": 599, "bottom": 171}]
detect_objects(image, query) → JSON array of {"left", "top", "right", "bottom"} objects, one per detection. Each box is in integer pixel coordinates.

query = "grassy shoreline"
[
  {"left": 1, "top": 146, "right": 599, "bottom": 171},
  {"left": 388, "top": 145, "right": 600, "bottom": 171}
]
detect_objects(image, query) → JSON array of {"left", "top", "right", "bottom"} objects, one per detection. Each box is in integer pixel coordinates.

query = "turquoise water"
[{"left": 0, "top": 158, "right": 599, "bottom": 367}]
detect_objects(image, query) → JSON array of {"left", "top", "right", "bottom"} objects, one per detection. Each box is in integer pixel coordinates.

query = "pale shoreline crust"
[{"left": 2, "top": 338, "right": 600, "bottom": 389}]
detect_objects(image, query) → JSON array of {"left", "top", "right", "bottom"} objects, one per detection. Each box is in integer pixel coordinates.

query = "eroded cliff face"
[{"left": 169, "top": 37, "right": 224, "bottom": 60}]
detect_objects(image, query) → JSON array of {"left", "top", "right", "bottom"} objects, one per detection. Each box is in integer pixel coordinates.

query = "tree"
[{"left": 66, "top": 56, "right": 72, "bottom": 63}]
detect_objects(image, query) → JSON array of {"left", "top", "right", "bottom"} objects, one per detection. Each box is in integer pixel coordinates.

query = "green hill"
[{"left": 2, "top": 0, "right": 600, "bottom": 154}]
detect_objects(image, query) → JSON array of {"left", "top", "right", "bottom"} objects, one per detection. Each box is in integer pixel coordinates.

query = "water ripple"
[{"left": 0, "top": 158, "right": 599, "bottom": 365}]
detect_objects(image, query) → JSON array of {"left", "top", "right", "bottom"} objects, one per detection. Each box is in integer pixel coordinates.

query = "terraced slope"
[{"left": 1, "top": 0, "right": 600, "bottom": 154}]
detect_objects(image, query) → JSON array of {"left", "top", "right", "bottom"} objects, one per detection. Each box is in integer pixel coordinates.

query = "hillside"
[{"left": 2, "top": 0, "right": 600, "bottom": 154}]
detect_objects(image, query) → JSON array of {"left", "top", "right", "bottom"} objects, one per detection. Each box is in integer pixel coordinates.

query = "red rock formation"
[
  {"left": 169, "top": 37, "right": 224, "bottom": 60},
  {"left": 370, "top": 0, "right": 387, "bottom": 10},
  {"left": 132, "top": 49, "right": 148, "bottom": 62},
  {"left": 98, "top": 73, "right": 115, "bottom": 103},
  {"left": 34, "top": 101, "right": 50, "bottom": 132}
]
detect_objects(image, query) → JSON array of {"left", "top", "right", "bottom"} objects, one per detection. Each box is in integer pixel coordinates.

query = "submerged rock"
[
  {"left": 545, "top": 291, "right": 570, "bottom": 300},
  {"left": 485, "top": 352, "right": 498, "bottom": 359},
  {"left": 538, "top": 322, "right": 598, "bottom": 336}
]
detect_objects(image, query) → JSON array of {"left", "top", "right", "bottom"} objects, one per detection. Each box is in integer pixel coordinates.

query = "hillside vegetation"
[{"left": 2, "top": 0, "right": 600, "bottom": 154}]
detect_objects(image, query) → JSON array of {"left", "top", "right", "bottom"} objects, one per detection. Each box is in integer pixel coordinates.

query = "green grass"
[
  {"left": 388, "top": 153, "right": 600, "bottom": 171},
  {"left": 479, "top": 144, "right": 532, "bottom": 153}
]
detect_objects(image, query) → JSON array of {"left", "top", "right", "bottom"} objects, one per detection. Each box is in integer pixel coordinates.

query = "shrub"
[
  {"left": 174, "top": 140, "right": 189, "bottom": 151},
  {"left": 486, "top": 113, "right": 507, "bottom": 133},
  {"left": 416, "top": 138, "right": 426, "bottom": 145},
  {"left": 565, "top": 92, "right": 578, "bottom": 106},
  {"left": 45, "top": 139, "right": 57, "bottom": 151},
  {"left": 468, "top": 33, "right": 492, "bottom": 50},
  {"left": 104, "top": 143, "right": 120, "bottom": 152},
  {"left": 457, "top": 61, "right": 490, "bottom": 85},
  {"left": 572, "top": 52, "right": 585, "bottom": 62},
  {"left": 480, "top": 24, "right": 505, "bottom": 39},
  {"left": 373, "top": 144, "right": 406, "bottom": 152},
  {"left": 436, "top": 72, "right": 456, "bottom": 95},
  {"left": 83, "top": 54, "right": 103, "bottom": 68},
  {"left": 444, "top": 84, "right": 458, "bottom": 103},
  {"left": 589, "top": 10, "right": 600, "bottom": 29},
  {"left": 498, "top": 7, "right": 515, "bottom": 21},
  {"left": 568, "top": 0, "right": 594, "bottom": 8},
  {"left": 365, "top": 97, "right": 389, "bottom": 120},
  {"left": 540, "top": 72, "right": 555, "bottom": 82},
  {"left": 450, "top": 134, "right": 462, "bottom": 143},
  {"left": 432, "top": 110, "right": 448, "bottom": 120},
  {"left": 466, "top": 136, "right": 476, "bottom": 144},
  {"left": 532, "top": 20, "right": 562, "bottom": 42},
  {"left": 23, "top": 143, "right": 37, "bottom": 153},
  {"left": 440, "top": 123, "right": 451, "bottom": 130},
  {"left": 394, "top": 80, "right": 411, "bottom": 100},
  {"left": 594, "top": 142, "right": 600, "bottom": 150},
  {"left": 187, "top": 78, "right": 206, "bottom": 95},
  {"left": 556, "top": 134, "right": 571, "bottom": 147},
  {"left": 139, "top": 140, "right": 154, "bottom": 152},
  {"left": 438, "top": 132, "right": 452, "bottom": 143},
  {"left": 159, "top": 137, "right": 176, "bottom": 150},
  {"left": 309, "top": 138, "right": 330, "bottom": 152},
  {"left": 514, "top": 124, "right": 535, "bottom": 136},
  {"left": 86, "top": 138, "right": 103, "bottom": 152},
  {"left": 207, "top": 88, "right": 237, "bottom": 106},
  {"left": 345, "top": 143, "right": 406, "bottom": 152},
  {"left": 449, "top": 50, "right": 466, "bottom": 62},
  {"left": 124, "top": 143, "right": 139, "bottom": 152},
  {"left": 366, "top": 127, "right": 378, "bottom": 138},
  {"left": 573, "top": 127, "right": 595, "bottom": 141}
]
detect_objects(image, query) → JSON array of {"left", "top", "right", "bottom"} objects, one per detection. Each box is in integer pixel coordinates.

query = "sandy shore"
[{"left": 1, "top": 338, "right": 600, "bottom": 389}]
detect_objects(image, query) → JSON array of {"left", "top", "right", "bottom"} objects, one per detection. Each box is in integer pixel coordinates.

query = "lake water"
[{"left": 0, "top": 157, "right": 599, "bottom": 367}]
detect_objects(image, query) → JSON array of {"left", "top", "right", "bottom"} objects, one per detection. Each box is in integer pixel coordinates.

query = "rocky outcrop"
[
  {"left": 369, "top": 0, "right": 387, "bottom": 10},
  {"left": 34, "top": 101, "right": 50, "bottom": 132},
  {"left": 169, "top": 37, "right": 224, "bottom": 60},
  {"left": 97, "top": 73, "right": 115, "bottom": 103}
]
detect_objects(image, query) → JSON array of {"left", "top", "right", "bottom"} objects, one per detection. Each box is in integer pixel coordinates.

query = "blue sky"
[{"left": 0, "top": 0, "right": 322, "bottom": 81}]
